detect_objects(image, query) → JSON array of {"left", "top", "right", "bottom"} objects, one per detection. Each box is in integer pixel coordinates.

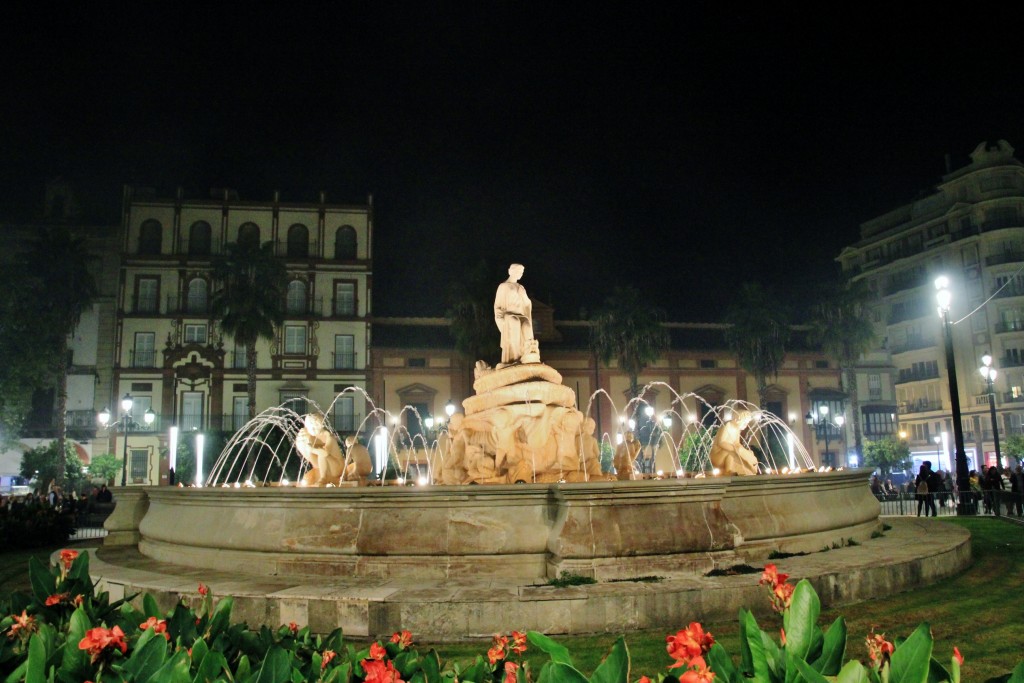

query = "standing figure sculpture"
[
  {"left": 494, "top": 263, "right": 538, "bottom": 366},
  {"left": 295, "top": 412, "right": 345, "bottom": 486},
  {"left": 708, "top": 410, "right": 759, "bottom": 475}
]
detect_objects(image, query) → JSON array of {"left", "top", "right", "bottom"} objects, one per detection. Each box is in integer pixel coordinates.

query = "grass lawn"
[{"left": 2, "top": 518, "right": 1021, "bottom": 680}]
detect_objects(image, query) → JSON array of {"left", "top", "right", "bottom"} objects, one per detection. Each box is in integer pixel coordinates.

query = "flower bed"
[{"left": 1, "top": 551, "right": 1021, "bottom": 682}]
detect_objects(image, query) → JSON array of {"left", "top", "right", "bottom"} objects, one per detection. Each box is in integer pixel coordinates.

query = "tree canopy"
[
  {"left": 724, "top": 282, "right": 790, "bottom": 407},
  {"left": 20, "top": 441, "right": 85, "bottom": 492},
  {"left": 863, "top": 436, "right": 911, "bottom": 479},
  {"left": 445, "top": 259, "right": 500, "bottom": 364},
  {"left": 589, "top": 286, "right": 670, "bottom": 398}
]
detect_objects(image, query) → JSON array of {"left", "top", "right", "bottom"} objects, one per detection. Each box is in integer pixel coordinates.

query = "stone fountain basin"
[{"left": 113, "top": 470, "right": 879, "bottom": 582}]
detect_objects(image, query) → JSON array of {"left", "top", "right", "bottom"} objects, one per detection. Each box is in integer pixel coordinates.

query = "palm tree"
[
  {"left": 24, "top": 226, "right": 98, "bottom": 485},
  {"left": 211, "top": 239, "right": 287, "bottom": 419},
  {"left": 724, "top": 282, "right": 791, "bottom": 407},
  {"left": 808, "top": 277, "right": 877, "bottom": 461},
  {"left": 589, "top": 286, "right": 670, "bottom": 399},
  {"left": 445, "top": 259, "right": 500, "bottom": 365}
]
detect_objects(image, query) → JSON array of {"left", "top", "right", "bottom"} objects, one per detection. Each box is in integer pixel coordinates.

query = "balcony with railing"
[
  {"left": 129, "top": 350, "right": 157, "bottom": 368},
  {"left": 898, "top": 399, "right": 943, "bottom": 414},
  {"left": 985, "top": 250, "right": 1024, "bottom": 267},
  {"left": 895, "top": 368, "right": 940, "bottom": 384},
  {"left": 995, "top": 320, "right": 1024, "bottom": 334},
  {"left": 890, "top": 337, "right": 936, "bottom": 355}
]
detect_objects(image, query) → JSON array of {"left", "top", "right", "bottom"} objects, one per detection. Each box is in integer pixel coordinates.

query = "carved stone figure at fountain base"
[
  {"left": 295, "top": 413, "right": 345, "bottom": 486},
  {"left": 708, "top": 410, "right": 759, "bottom": 475}
]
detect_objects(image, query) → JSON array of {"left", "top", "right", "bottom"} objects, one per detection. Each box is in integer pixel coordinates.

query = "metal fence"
[{"left": 873, "top": 491, "right": 1024, "bottom": 518}]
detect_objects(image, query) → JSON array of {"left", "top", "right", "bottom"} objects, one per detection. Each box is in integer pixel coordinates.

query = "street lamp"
[
  {"left": 445, "top": 400, "right": 456, "bottom": 418},
  {"left": 835, "top": 414, "right": 846, "bottom": 465},
  {"left": 98, "top": 393, "right": 155, "bottom": 486},
  {"left": 936, "top": 275, "right": 971, "bottom": 514},
  {"left": 980, "top": 353, "right": 1002, "bottom": 468},
  {"left": 820, "top": 405, "right": 831, "bottom": 465}
]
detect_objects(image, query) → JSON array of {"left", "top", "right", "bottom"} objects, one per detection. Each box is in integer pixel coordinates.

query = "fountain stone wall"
[{"left": 123, "top": 469, "right": 879, "bottom": 581}]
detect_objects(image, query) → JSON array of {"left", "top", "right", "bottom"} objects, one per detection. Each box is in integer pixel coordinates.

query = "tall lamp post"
[
  {"left": 98, "top": 393, "right": 155, "bottom": 487},
  {"left": 835, "top": 414, "right": 846, "bottom": 465},
  {"left": 935, "top": 276, "right": 971, "bottom": 515},
  {"left": 806, "top": 405, "right": 832, "bottom": 466},
  {"left": 980, "top": 354, "right": 1002, "bottom": 468}
]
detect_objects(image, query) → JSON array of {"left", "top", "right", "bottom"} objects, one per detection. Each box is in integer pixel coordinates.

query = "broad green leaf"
[
  {"left": 143, "top": 593, "right": 162, "bottom": 619},
  {"left": 542, "top": 662, "right": 589, "bottom": 683},
  {"left": 58, "top": 607, "right": 93, "bottom": 682},
  {"left": 206, "top": 597, "right": 235, "bottom": 639},
  {"left": 322, "top": 628, "right": 345, "bottom": 653},
  {"left": 421, "top": 649, "right": 441, "bottom": 683},
  {"left": 706, "top": 642, "right": 737, "bottom": 682},
  {"left": 836, "top": 660, "right": 871, "bottom": 683},
  {"left": 742, "top": 611, "right": 772, "bottom": 682},
  {"left": 888, "top": 623, "right": 932, "bottom": 683},
  {"left": 28, "top": 557, "right": 55, "bottom": 604},
  {"left": 4, "top": 661, "right": 28, "bottom": 683},
  {"left": 67, "top": 552, "right": 91, "bottom": 587},
  {"left": 323, "top": 661, "right": 351, "bottom": 683},
  {"left": 1006, "top": 660, "right": 1024, "bottom": 683},
  {"left": 792, "top": 654, "right": 830, "bottom": 683},
  {"left": 235, "top": 654, "right": 252, "bottom": 681},
  {"left": 782, "top": 579, "right": 821, "bottom": 661},
  {"left": 811, "top": 616, "right": 847, "bottom": 676},
  {"left": 192, "top": 648, "right": 228, "bottom": 683},
  {"left": 25, "top": 633, "right": 46, "bottom": 683},
  {"left": 460, "top": 655, "right": 489, "bottom": 683},
  {"left": 395, "top": 650, "right": 421, "bottom": 678},
  {"left": 590, "top": 636, "right": 629, "bottom": 683},
  {"left": 528, "top": 632, "right": 574, "bottom": 666},
  {"left": 928, "top": 657, "right": 952, "bottom": 683},
  {"left": 253, "top": 646, "right": 292, "bottom": 683},
  {"left": 122, "top": 628, "right": 169, "bottom": 682},
  {"left": 147, "top": 649, "right": 192, "bottom": 683},
  {"left": 738, "top": 608, "right": 754, "bottom": 675}
]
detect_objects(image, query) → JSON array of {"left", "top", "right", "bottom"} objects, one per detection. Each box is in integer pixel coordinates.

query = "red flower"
[
  {"left": 45, "top": 593, "right": 69, "bottom": 607},
  {"left": 638, "top": 677, "right": 651, "bottom": 683},
  {"left": 6, "top": 610, "right": 36, "bottom": 639},
  {"left": 73, "top": 595, "right": 85, "bottom": 607},
  {"left": 667, "top": 623, "right": 715, "bottom": 668},
  {"left": 363, "top": 658, "right": 403, "bottom": 683},
  {"left": 677, "top": 656, "right": 715, "bottom": 683},
  {"left": 390, "top": 630, "right": 413, "bottom": 648},
  {"left": 953, "top": 647, "right": 964, "bottom": 666},
  {"left": 288, "top": 622, "right": 299, "bottom": 634},
  {"left": 504, "top": 661, "right": 519, "bottom": 683},
  {"left": 322, "top": 650, "right": 337, "bottom": 670},
  {"left": 139, "top": 616, "right": 170, "bottom": 641},
  {"left": 760, "top": 564, "right": 795, "bottom": 613},
  {"left": 198, "top": 583, "right": 208, "bottom": 597},
  {"left": 772, "top": 582, "right": 795, "bottom": 610},
  {"left": 488, "top": 634, "right": 509, "bottom": 664},
  {"left": 759, "top": 564, "right": 788, "bottom": 588},
  {"left": 60, "top": 549, "right": 79, "bottom": 571},
  {"left": 511, "top": 630, "right": 528, "bottom": 655},
  {"left": 866, "top": 632, "right": 895, "bottom": 667},
  {"left": 78, "top": 625, "right": 128, "bottom": 663},
  {"left": 369, "top": 642, "right": 387, "bottom": 660}
]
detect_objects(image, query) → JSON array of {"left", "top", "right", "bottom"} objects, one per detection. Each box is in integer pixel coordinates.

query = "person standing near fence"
[
  {"left": 916, "top": 461, "right": 939, "bottom": 517},
  {"left": 1012, "top": 464, "right": 1024, "bottom": 516}
]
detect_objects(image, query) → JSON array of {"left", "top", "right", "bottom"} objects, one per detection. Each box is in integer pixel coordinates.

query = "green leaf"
[
  {"left": 1005, "top": 660, "right": 1024, "bottom": 683},
  {"left": 67, "top": 552, "right": 91, "bottom": 587},
  {"left": 122, "top": 628, "right": 169, "bottom": 682},
  {"left": 706, "top": 642, "right": 737, "bottom": 682},
  {"left": 192, "top": 647, "right": 228, "bottom": 683},
  {"left": 25, "top": 632, "right": 46, "bottom": 683},
  {"left": 143, "top": 593, "right": 162, "bottom": 619},
  {"left": 836, "top": 660, "right": 871, "bottom": 683},
  {"left": 207, "top": 596, "right": 235, "bottom": 640},
  {"left": 792, "top": 655, "right": 830, "bottom": 683},
  {"left": 395, "top": 650, "right": 421, "bottom": 678},
  {"left": 253, "top": 646, "right": 292, "bottom": 683},
  {"left": 4, "top": 661, "right": 28, "bottom": 683},
  {"left": 28, "top": 556, "right": 55, "bottom": 604},
  {"left": 811, "top": 616, "right": 847, "bottom": 676},
  {"left": 738, "top": 608, "right": 755, "bottom": 675},
  {"left": 742, "top": 611, "right": 772, "bottom": 682},
  {"left": 590, "top": 636, "right": 629, "bottom": 683},
  {"left": 323, "top": 662, "right": 351, "bottom": 683},
  {"left": 528, "top": 632, "right": 574, "bottom": 666},
  {"left": 236, "top": 654, "right": 252, "bottom": 681},
  {"left": 929, "top": 657, "right": 952, "bottom": 683},
  {"left": 782, "top": 579, "right": 821, "bottom": 661},
  {"left": 58, "top": 607, "right": 93, "bottom": 682},
  {"left": 149, "top": 649, "right": 193, "bottom": 683},
  {"left": 888, "top": 623, "right": 933, "bottom": 683},
  {"left": 460, "top": 655, "right": 489, "bottom": 683},
  {"left": 421, "top": 649, "right": 442, "bottom": 683},
  {"left": 541, "top": 663, "right": 590, "bottom": 683}
]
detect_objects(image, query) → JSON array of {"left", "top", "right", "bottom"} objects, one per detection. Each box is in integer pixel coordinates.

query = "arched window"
[
  {"left": 334, "top": 225, "right": 357, "bottom": 260},
  {"left": 238, "top": 222, "right": 260, "bottom": 246},
  {"left": 187, "top": 278, "right": 208, "bottom": 314},
  {"left": 286, "top": 279, "right": 307, "bottom": 315},
  {"left": 139, "top": 220, "right": 162, "bottom": 255},
  {"left": 287, "top": 224, "right": 309, "bottom": 258},
  {"left": 188, "top": 221, "right": 212, "bottom": 256}
]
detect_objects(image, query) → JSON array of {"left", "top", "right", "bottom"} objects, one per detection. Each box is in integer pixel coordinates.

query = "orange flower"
[
  {"left": 504, "top": 661, "right": 519, "bottom": 683},
  {"left": 759, "top": 564, "right": 788, "bottom": 587},
  {"left": 390, "top": 630, "right": 413, "bottom": 648},
  {"left": 198, "top": 583, "right": 208, "bottom": 597},
  {"left": 288, "top": 622, "right": 299, "bottom": 634},
  {"left": 369, "top": 642, "right": 387, "bottom": 660},
  {"left": 677, "top": 656, "right": 715, "bottom": 683},
  {"left": 488, "top": 634, "right": 509, "bottom": 664},
  {"left": 363, "top": 658, "right": 403, "bottom": 683},
  {"left": 45, "top": 593, "right": 69, "bottom": 607},
  {"left": 760, "top": 564, "right": 795, "bottom": 613},
  {"left": 139, "top": 616, "right": 170, "bottom": 641},
  {"left": 772, "top": 582, "right": 795, "bottom": 610},
  {"left": 666, "top": 623, "right": 715, "bottom": 668},
  {"left": 638, "top": 677, "right": 652, "bottom": 683},
  {"left": 779, "top": 628, "right": 786, "bottom": 646},
  {"left": 866, "top": 631, "right": 895, "bottom": 667},
  {"left": 6, "top": 610, "right": 36, "bottom": 639},
  {"left": 78, "top": 625, "right": 128, "bottom": 663},
  {"left": 73, "top": 595, "right": 85, "bottom": 607},
  {"left": 322, "top": 650, "right": 337, "bottom": 670},
  {"left": 953, "top": 647, "right": 964, "bottom": 666},
  {"left": 60, "top": 549, "right": 79, "bottom": 571},
  {"left": 511, "top": 630, "right": 527, "bottom": 655}
]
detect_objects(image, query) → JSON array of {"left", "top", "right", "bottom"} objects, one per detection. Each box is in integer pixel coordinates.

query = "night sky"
[{"left": 4, "top": 6, "right": 1023, "bottom": 321}]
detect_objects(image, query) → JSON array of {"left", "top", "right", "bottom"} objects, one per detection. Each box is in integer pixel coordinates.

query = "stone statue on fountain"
[
  {"left": 494, "top": 263, "right": 541, "bottom": 367},
  {"left": 342, "top": 436, "right": 373, "bottom": 484},
  {"left": 295, "top": 412, "right": 345, "bottom": 486},
  {"left": 709, "top": 410, "right": 759, "bottom": 475},
  {"left": 614, "top": 430, "right": 640, "bottom": 480}
]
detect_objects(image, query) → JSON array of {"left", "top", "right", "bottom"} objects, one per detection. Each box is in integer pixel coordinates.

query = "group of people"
[
  {"left": 870, "top": 462, "right": 1024, "bottom": 517},
  {"left": 0, "top": 483, "right": 113, "bottom": 520}
]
